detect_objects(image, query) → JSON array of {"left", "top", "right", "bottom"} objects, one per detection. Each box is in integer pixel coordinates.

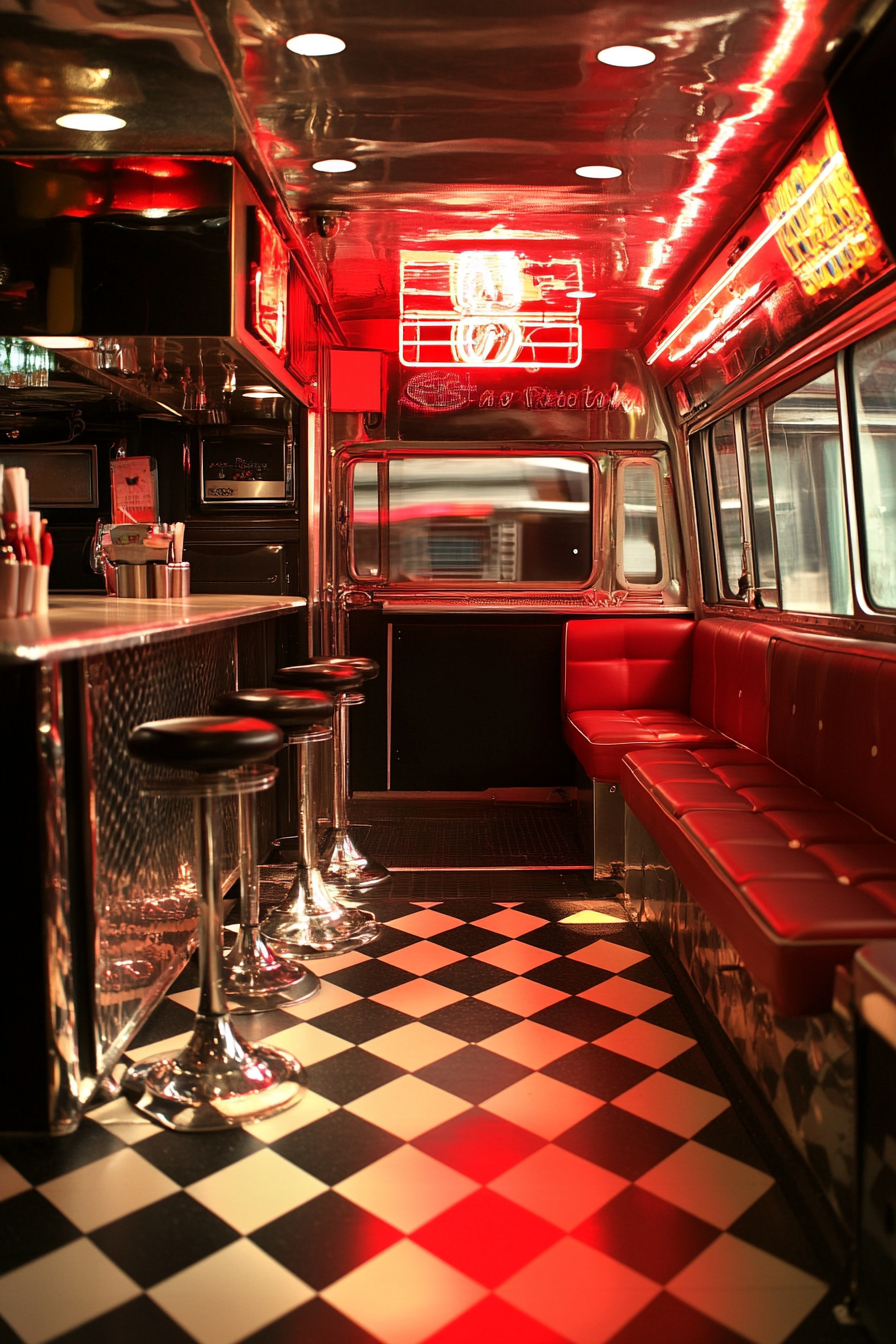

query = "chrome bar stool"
[
  {"left": 208, "top": 693, "right": 321, "bottom": 1013},
  {"left": 122, "top": 716, "right": 305, "bottom": 1132},
  {"left": 212, "top": 687, "right": 380, "bottom": 958},
  {"left": 274, "top": 658, "right": 391, "bottom": 891}
]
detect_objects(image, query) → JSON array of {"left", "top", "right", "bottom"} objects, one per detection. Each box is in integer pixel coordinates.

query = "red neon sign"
[{"left": 251, "top": 207, "right": 288, "bottom": 356}]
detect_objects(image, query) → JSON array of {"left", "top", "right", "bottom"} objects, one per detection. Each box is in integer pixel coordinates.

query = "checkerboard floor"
[{"left": 0, "top": 896, "right": 850, "bottom": 1344}]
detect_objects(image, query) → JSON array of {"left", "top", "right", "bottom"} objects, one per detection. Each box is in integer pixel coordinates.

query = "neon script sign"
[
  {"left": 250, "top": 208, "right": 288, "bottom": 356},
  {"left": 399, "top": 371, "right": 644, "bottom": 415},
  {"left": 399, "top": 250, "right": 584, "bottom": 370}
]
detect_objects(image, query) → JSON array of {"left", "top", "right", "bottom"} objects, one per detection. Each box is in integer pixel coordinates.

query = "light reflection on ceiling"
[{"left": 0, "top": 0, "right": 873, "bottom": 352}]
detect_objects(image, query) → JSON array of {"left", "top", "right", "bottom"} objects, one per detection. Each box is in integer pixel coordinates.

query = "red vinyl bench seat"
[{"left": 563, "top": 616, "right": 896, "bottom": 1016}]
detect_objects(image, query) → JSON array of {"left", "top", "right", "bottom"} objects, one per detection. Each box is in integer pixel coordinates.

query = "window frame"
[{"left": 614, "top": 456, "right": 670, "bottom": 592}]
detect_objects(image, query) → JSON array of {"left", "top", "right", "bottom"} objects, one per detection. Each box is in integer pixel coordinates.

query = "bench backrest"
[
  {"left": 562, "top": 618, "right": 695, "bottom": 716},
  {"left": 691, "top": 618, "right": 771, "bottom": 755}
]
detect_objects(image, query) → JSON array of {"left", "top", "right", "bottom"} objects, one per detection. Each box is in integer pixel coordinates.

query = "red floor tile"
[
  {"left": 572, "top": 1184, "right": 719, "bottom": 1283},
  {"left": 412, "top": 1188, "right": 562, "bottom": 1288},
  {"left": 606, "top": 1289, "right": 752, "bottom": 1343},
  {"left": 412, "top": 1108, "right": 545, "bottom": 1183},
  {"left": 421, "top": 1292, "right": 572, "bottom": 1344}
]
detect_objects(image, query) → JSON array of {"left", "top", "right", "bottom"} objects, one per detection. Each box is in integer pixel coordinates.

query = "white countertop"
[{"left": 0, "top": 594, "right": 307, "bottom": 663}]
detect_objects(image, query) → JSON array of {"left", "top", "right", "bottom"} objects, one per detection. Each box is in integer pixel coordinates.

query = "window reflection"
[
  {"left": 618, "top": 459, "right": 664, "bottom": 586},
  {"left": 710, "top": 415, "right": 746, "bottom": 598},
  {"left": 853, "top": 328, "right": 896, "bottom": 611},
  {"left": 766, "top": 369, "right": 852, "bottom": 615}
]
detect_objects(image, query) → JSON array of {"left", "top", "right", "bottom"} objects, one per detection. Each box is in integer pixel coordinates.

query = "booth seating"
[{"left": 563, "top": 616, "right": 896, "bottom": 1016}]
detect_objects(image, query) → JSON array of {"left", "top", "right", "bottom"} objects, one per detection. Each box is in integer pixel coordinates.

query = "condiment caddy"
[{"left": 0, "top": 465, "right": 53, "bottom": 618}]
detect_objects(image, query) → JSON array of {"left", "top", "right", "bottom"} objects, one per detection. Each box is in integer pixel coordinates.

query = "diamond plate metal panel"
[{"left": 83, "top": 629, "right": 236, "bottom": 1071}]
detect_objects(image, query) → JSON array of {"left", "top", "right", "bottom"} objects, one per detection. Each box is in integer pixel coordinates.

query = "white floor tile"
[
  {"left": 387, "top": 910, "right": 464, "bottom": 937},
  {"left": 378, "top": 941, "right": 465, "bottom": 976},
  {"left": 613, "top": 1073, "right": 729, "bottom": 1138},
  {"left": 345, "top": 1074, "right": 470, "bottom": 1141},
  {"left": 0, "top": 1156, "right": 30, "bottom": 1202},
  {"left": 247, "top": 1088, "right": 339, "bottom": 1144},
  {"left": 667, "top": 1233, "right": 827, "bottom": 1344},
  {"left": 187, "top": 1149, "right": 327, "bottom": 1234},
  {"left": 322, "top": 1237, "right": 486, "bottom": 1344},
  {"left": 489, "top": 1144, "right": 628, "bottom": 1231},
  {"left": 81, "top": 1096, "right": 160, "bottom": 1146},
  {"left": 361, "top": 1021, "right": 465, "bottom": 1071},
  {"left": 261, "top": 1020, "right": 353, "bottom": 1066},
  {"left": 38, "top": 1149, "right": 179, "bottom": 1233},
  {"left": 474, "top": 941, "right": 559, "bottom": 974},
  {"left": 637, "top": 1141, "right": 775, "bottom": 1228},
  {"left": 284, "top": 978, "right": 361, "bottom": 1020},
  {"left": 597, "top": 1019, "right": 694, "bottom": 1068},
  {"left": 580, "top": 977, "right": 670, "bottom": 1017},
  {"left": 567, "top": 942, "right": 649, "bottom": 972},
  {"left": 149, "top": 1238, "right": 313, "bottom": 1344},
  {"left": 126, "top": 1031, "right": 193, "bottom": 1064},
  {"left": 480, "top": 1019, "right": 579, "bottom": 1070},
  {"left": 336, "top": 1145, "right": 477, "bottom": 1234},
  {"left": 558, "top": 910, "right": 626, "bottom": 926},
  {"left": 475, "top": 978, "right": 568, "bottom": 1017},
  {"left": 481, "top": 1072, "right": 603, "bottom": 1140},
  {"left": 313, "top": 950, "right": 372, "bottom": 976},
  {"left": 371, "top": 978, "right": 465, "bottom": 1018},
  {"left": 499, "top": 1235, "right": 660, "bottom": 1344},
  {"left": 472, "top": 909, "right": 548, "bottom": 937},
  {"left": 0, "top": 1238, "right": 139, "bottom": 1344}
]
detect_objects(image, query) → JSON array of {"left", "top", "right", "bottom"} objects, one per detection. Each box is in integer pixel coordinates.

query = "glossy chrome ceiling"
[{"left": 0, "top": 0, "right": 872, "bottom": 348}]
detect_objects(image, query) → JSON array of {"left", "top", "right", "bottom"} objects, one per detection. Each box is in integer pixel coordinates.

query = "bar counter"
[{"left": 1, "top": 593, "right": 306, "bottom": 1135}]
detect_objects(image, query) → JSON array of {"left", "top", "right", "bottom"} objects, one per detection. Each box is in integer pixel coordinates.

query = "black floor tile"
[
  {"left": 607, "top": 1290, "right": 752, "bottom": 1343},
  {"left": 556, "top": 1103, "right": 685, "bottom": 1179},
  {"left": 231, "top": 1008, "right": 304, "bottom": 1043},
  {"left": 531, "top": 996, "right": 631, "bottom": 1042},
  {"left": 0, "top": 1191, "right": 80, "bottom": 1274},
  {"left": 136, "top": 1126, "right": 267, "bottom": 1186},
  {"left": 251, "top": 1190, "right": 401, "bottom": 1289},
  {"left": 692, "top": 1108, "right": 772, "bottom": 1173},
  {"left": 324, "top": 959, "right": 415, "bottom": 997},
  {"left": 641, "top": 996, "right": 695, "bottom": 1035},
  {"left": 728, "top": 1185, "right": 826, "bottom": 1278},
  {"left": 302, "top": 1047, "right": 405, "bottom": 1105},
  {"left": 429, "top": 925, "right": 506, "bottom": 956},
  {"left": 353, "top": 926, "right": 416, "bottom": 957},
  {"left": 619, "top": 957, "right": 676, "bottom": 991},
  {"left": 414, "top": 1045, "right": 531, "bottom": 1103},
  {"left": 522, "top": 958, "right": 609, "bottom": 994},
  {"left": 240, "top": 1296, "right": 382, "bottom": 1344},
  {"left": 419, "top": 998, "right": 521, "bottom": 1043},
  {"left": 311, "top": 1000, "right": 413, "bottom": 1044},
  {"left": 272, "top": 1109, "right": 402, "bottom": 1185},
  {"left": 519, "top": 924, "right": 618, "bottom": 956},
  {"left": 89, "top": 1192, "right": 239, "bottom": 1288},
  {"left": 429, "top": 899, "right": 509, "bottom": 922},
  {"left": 0, "top": 1123, "right": 124, "bottom": 1187},
  {"left": 128, "top": 999, "right": 197, "bottom": 1051},
  {"left": 424, "top": 958, "right": 514, "bottom": 995},
  {"left": 48, "top": 1295, "right": 196, "bottom": 1344},
  {"left": 661, "top": 1046, "right": 729, "bottom": 1097},
  {"left": 540, "top": 1043, "right": 654, "bottom": 1100}
]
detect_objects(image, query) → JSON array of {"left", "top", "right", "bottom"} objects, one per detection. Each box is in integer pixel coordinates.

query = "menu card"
[{"left": 111, "top": 457, "right": 159, "bottom": 523}]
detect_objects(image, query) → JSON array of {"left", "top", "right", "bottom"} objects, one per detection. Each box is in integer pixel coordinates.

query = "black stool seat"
[
  {"left": 129, "top": 716, "right": 283, "bottom": 773},
  {"left": 312, "top": 655, "right": 379, "bottom": 683},
  {"left": 273, "top": 663, "right": 363, "bottom": 695},
  {"left": 210, "top": 688, "right": 334, "bottom": 733}
]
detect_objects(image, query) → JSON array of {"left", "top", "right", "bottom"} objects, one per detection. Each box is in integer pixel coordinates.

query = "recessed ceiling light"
[
  {"left": 28, "top": 336, "right": 95, "bottom": 349},
  {"left": 243, "top": 390, "right": 284, "bottom": 399},
  {"left": 575, "top": 164, "right": 622, "bottom": 179},
  {"left": 597, "top": 45, "right": 655, "bottom": 68},
  {"left": 142, "top": 208, "right": 171, "bottom": 218},
  {"left": 56, "top": 113, "right": 126, "bottom": 131},
  {"left": 312, "top": 158, "right": 357, "bottom": 173},
  {"left": 286, "top": 33, "right": 345, "bottom": 56},
  {"left": 568, "top": 289, "right": 596, "bottom": 298}
]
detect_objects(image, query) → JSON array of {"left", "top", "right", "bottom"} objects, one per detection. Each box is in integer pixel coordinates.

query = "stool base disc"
[
  {"left": 223, "top": 926, "right": 321, "bottom": 1015},
  {"left": 320, "top": 831, "right": 392, "bottom": 890},
  {"left": 262, "top": 893, "right": 380, "bottom": 959},
  {"left": 122, "top": 1017, "right": 305, "bottom": 1132}
]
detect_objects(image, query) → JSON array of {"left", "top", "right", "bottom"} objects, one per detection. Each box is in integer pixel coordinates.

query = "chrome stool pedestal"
[
  {"left": 222, "top": 787, "right": 321, "bottom": 1013},
  {"left": 122, "top": 718, "right": 305, "bottom": 1132},
  {"left": 276, "top": 657, "right": 392, "bottom": 891},
  {"left": 212, "top": 688, "right": 379, "bottom": 959}
]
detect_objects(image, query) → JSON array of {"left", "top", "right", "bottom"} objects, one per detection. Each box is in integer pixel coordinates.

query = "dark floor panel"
[
  {"left": 388, "top": 870, "right": 618, "bottom": 900},
  {"left": 349, "top": 801, "right": 588, "bottom": 868}
]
